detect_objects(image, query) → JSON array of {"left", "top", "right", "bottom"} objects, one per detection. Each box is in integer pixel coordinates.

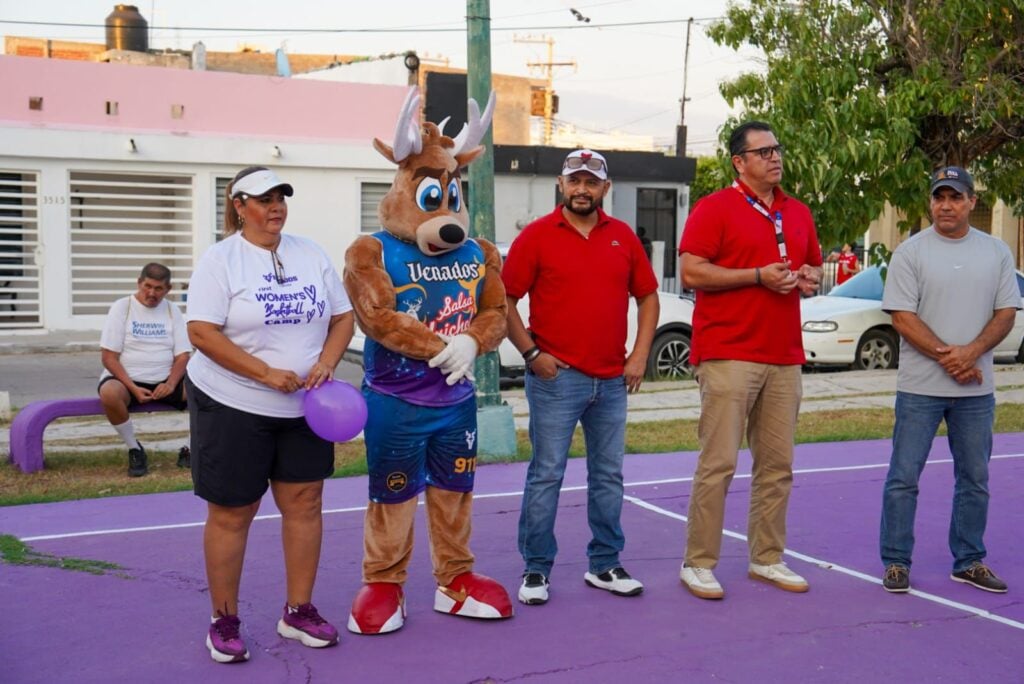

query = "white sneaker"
[
  {"left": 748, "top": 562, "right": 809, "bottom": 593},
  {"left": 518, "top": 572, "right": 550, "bottom": 605},
  {"left": 583, "top": 567, "right": 644, "bottom": 596},
  {"left": 680, "top": 565, "right": 724, "bottom": 600}
]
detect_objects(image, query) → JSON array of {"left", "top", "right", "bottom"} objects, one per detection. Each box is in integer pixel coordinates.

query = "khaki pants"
[{"left": 684, "top": 360, "right": 802, "bottom": 568}]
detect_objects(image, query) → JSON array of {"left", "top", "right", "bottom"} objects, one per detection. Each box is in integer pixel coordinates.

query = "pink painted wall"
[{"left": 0, "top": 55, "right": 407, "bottom": 142}]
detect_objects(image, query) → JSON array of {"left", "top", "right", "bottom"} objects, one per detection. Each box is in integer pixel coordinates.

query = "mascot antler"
[
  {"left": 452, "top": 91, "right": 496, "bottom": 157},
  {"left": 389, "top": 87, "right": 424, "bottom": 163}
]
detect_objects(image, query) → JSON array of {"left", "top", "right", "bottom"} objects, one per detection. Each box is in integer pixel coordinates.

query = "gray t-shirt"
[{"left": 882, "top": 226, "right": 1020, "bottom": 397}]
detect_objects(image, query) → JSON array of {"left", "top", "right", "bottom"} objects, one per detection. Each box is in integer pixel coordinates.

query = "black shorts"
[
  {"left": 97, "top": 375, "right": 188, "bottom": 410},
  {"left": 185, "top": 374, "right": 335, "bottom": 507}
]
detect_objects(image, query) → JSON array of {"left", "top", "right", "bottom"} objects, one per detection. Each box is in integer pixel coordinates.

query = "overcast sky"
[{"left": 1, "top": 0, "right": 763, "bottom": 156}]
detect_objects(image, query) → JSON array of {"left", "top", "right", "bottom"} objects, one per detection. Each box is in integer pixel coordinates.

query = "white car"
[{"left": 801, "top": 266, "right": 1024, "bottom": 369}]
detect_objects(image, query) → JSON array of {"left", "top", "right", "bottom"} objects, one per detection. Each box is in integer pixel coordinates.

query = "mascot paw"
[
  {"left": 434, "top": 572, "right": 514, "bottom": 620},
  {"left": 348, "top": 583, "right": 406, "bottom": 635}
]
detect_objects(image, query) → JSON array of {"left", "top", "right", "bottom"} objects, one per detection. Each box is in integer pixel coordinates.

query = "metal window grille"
[
  {"left": 0, "top": 171, "right": 42, "bottom": 329},
  {"left": 69, "top": 171, "right": 193, "bottom": 315},
  {"left": 214, "top": 176, "right": 231, "bottom": 242},
  {"left": 637, "top": 187, "right": 679, "bottom": 289},
  {"left": 970, "top": 196, "right": 993, "bottom": 234},
  {"left": 360, "top": 182, "right": 389, "bottom": 233}
]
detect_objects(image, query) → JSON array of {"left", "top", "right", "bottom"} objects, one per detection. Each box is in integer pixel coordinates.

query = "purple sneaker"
[
  {"left": 206, "top": 611, "right": 250, "bottom": 663},
  {"left": 277, "top": 603, "right": 339, "bottom": 648}
]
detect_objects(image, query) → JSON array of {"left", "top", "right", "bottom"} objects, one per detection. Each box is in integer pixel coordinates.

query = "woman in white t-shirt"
[{"left": 186, "top": 166, "right": 354, "bottom": 663}]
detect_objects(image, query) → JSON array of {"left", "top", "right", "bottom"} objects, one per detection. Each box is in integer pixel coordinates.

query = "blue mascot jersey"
[{"left": 363, "top": 231, "right": 484, "bottom": 407}]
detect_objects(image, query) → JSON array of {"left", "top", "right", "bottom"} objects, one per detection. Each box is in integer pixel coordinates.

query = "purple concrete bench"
[{"left": 8, "top": 398, "right": 178, "bottom": 473}]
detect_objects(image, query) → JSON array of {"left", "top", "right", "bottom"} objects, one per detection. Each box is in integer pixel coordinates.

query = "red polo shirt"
[
  {"left": 502, "top": 206, "right": 659, "bottom": 378},
  {"left": 679, "top": 181, "right": 821, "bottom": 366}
]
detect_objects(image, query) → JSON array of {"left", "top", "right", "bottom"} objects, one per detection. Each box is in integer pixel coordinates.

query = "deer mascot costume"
[{"left": 344, "top": 87, "right": 513, "bottom": 634}]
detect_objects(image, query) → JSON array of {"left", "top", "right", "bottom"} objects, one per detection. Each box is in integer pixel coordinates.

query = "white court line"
[
  {"left": 19, "top": 505, "right": 369, "bottom": 542},
  {"left": 624, "top": 494, "right": 1024, "bottom": 632},
  {"left": 21, "top": 453, "right": 1023, "bottom": 631},
  {"left": 18, "top": 452, "right": 1024, "bottom": 542},
  {"left": 16, "top": 454, "right": 1024, "bottom": 626},
  {"left": 623, "top": 452, "right": 1024, "bottom": 489}
]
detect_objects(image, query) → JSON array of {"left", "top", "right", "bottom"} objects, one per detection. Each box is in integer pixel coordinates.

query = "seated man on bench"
[{"left": 99, "top": 262, "right": 191, "bottom": 477}]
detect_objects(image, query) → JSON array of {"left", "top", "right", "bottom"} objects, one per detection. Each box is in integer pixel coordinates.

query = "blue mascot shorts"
[{"left": 362, "top": 388, "right": 478, "bottom": 503}]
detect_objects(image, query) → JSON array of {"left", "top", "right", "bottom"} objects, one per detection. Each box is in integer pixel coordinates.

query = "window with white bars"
[
  {"left": 69, "top": 171, "right": 193, "bottom": 316},
  {"left": 214, "top": 176, "right": 231, "bottom": 242},
  {"left": 360, "top": 182, "right": 389, "bottom": 233},
  {"left": 0, "top": 171, "right": 42, "bottom": 329}
]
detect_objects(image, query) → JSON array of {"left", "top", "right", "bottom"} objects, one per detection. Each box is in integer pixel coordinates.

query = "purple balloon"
[{"left": 303, "top": 380, "right": 368, "bottom": 443}]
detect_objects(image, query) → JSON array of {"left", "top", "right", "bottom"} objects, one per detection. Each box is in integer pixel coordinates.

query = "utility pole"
[
  {"left": 676, "top": 17, "right": 693, "bottom": 157},
  {"left": 466, "top": 0, "right": 516, "bottom": 458},
  {"left": 516, "top": 35, "right": 575, "bottom": 145}
]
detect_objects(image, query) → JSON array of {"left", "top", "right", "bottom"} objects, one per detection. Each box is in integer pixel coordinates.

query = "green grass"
[
  {"left": 0, "top": 533, "right": 126, "bottom": 576},
  {"left": 2, "top": 404, "right": 1022, "bottom": 507}
]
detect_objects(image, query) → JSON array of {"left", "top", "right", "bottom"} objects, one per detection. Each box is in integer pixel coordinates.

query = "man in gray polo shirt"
[{"left": 879, "top": 166, "right": 1020, "bottom": 594}]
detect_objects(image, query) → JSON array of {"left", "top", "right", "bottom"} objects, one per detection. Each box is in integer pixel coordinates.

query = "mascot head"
[{"left": 373, "top": 87, "right": 496, "bottom": 256}]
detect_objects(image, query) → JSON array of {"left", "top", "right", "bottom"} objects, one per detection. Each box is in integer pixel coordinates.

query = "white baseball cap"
[
  {"left": 561, "top": 149, "right": 609, "bottom": 180},
  {"left": 231, "top": 168, "right": 294, "bottom": 198}
]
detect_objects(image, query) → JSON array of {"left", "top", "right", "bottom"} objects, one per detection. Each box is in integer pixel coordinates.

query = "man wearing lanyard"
[{"left": 678, "top": 121, "right": 823, "bottom": 600}]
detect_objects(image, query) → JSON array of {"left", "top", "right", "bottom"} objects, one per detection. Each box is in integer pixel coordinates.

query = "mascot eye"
[
  {"left": 447, "top": 180, "right": 462, "bottom": 212},
  {"left": 415, "top": 178, "right": 444, "bottom": 212}
]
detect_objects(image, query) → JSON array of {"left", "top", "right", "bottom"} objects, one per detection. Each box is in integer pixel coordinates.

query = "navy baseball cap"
[{"left": 930, "top": 166, "right": 974, "bottom": 195}]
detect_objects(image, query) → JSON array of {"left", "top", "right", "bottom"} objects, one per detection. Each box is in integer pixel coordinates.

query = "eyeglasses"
[
  {"left": 271, "top": 250, "right": 286, "bottom": 285},
  {"left": 564, "top": 156, "right": 607, "bottom": 172},
  {"left": 737, "top": 144, "right": 785, "bottom": 160}
]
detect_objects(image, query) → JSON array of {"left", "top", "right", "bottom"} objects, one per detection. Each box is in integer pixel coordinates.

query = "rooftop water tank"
[{"left": 105, "top": 4, "right": 148, "bottom": 53}]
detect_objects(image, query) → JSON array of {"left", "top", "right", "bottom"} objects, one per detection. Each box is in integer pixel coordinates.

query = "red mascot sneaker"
[
  {"left": 434, "top": 572, "right": 514, "bottom": 620},
  {"left": 348, "top": 583, "right": 406, "bottom": 635}
]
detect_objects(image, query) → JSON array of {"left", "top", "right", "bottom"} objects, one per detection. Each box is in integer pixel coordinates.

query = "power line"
[
  {"left": 609, "top": 107, "right": 677, "bottom": 129},
  {"left": 0, "top": 16, "right": 724, "bottom": 35}
]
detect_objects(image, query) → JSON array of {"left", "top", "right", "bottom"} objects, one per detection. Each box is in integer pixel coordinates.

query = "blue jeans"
[
  {"left": 880, "top": 391, "right": 995, "bottom": 573},
  {"left": 518, "top": 367, "right": 628, "bottom": 576}
]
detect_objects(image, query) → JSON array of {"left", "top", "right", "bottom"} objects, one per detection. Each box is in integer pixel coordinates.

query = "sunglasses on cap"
[{"left": 565, "top": 157, "right": 607, "bottom": 172}]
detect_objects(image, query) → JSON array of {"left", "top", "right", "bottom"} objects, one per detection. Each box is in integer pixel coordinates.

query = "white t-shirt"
[
  {"left": 186, "top": 232, "right": 353, "bottom": 417},
  {"left": 99, "top": 295, "right": 191, "bottom": 383}
]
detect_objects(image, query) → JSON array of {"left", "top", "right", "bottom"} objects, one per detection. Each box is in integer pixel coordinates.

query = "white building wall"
[
  {"left": 36, "top": 161, "right": 68, "bottom": 330},
  {"left": 0, "top": 126, "right": 396, "bottom": 331},
  {"left": 2, "top": 123, "right": 692, "bottom": 331}
]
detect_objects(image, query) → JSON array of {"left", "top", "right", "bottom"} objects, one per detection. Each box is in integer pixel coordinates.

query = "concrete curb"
[{"left": 4, "top": 368, "right": 1023, "bottom": 457}]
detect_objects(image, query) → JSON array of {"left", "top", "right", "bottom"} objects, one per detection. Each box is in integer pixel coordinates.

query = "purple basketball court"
[{"left": 3, "top": 434, "right": 1023, "bottom": 682}]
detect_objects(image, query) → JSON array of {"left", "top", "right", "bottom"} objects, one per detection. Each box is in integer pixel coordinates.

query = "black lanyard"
[{"left": 733, "top": 181, "right": 788, "bottom": 262}]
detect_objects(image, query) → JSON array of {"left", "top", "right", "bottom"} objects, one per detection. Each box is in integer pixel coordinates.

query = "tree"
[
  {"left": 708, "top": 0, "right": 1024, "bottom": 247},
  {"left": 688, "top": 156, "right": 731, "bottom": 210}
]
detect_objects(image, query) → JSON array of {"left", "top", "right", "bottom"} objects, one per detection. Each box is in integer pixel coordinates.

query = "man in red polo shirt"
[
  {"left": 502, "top": 149, "right": 659, "bottom": 606},
  {"left": 678, "top": 121, "right": 823, "bottom": 600}
]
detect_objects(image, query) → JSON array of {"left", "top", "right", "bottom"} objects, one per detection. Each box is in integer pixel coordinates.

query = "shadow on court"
[{"left": 3, "top": 434, "right": 1023, "bottom": 683}]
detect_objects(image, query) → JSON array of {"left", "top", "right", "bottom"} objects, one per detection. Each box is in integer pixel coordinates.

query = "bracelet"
[
  {"left": 522, "top": 346, "right": 542, "bottom": 363},
  {"left": 754, "top": 267, "right": 761, "bottom": 285}
]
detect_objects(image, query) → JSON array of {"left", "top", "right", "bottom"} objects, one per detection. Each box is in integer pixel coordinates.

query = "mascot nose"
[{"left": 439, "top": 224, "right": 465, "bottom": 245}]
